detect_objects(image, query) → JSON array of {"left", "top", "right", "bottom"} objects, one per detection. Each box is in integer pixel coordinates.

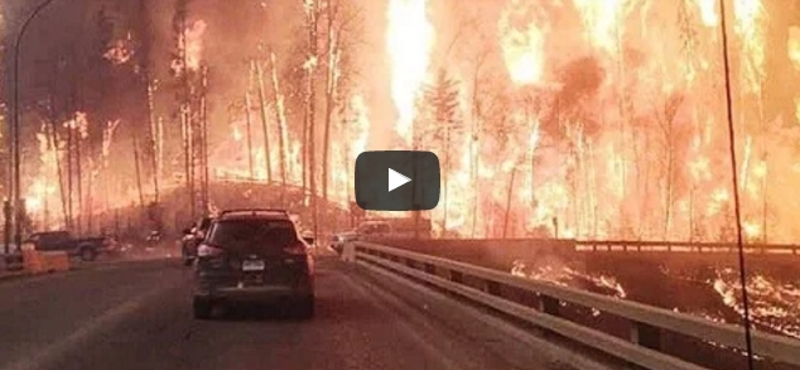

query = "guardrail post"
[
  {"left": 423, "top": 263, "right": 436, "bottom": 275},
  {"left": 630, "top": 321, "right": 661, "bottom": 350},
  {"left": 539, "top": 295, "right": 559, "bottom": 316},
  {"left": 405, "top": 257, "right": 415, "bottom": 269}
]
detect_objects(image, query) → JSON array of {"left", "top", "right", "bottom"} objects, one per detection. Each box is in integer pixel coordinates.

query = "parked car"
[
  {"left": 26, "top": 231, "right": 114, "bottom": 261},
  {"left": 193, "top": 209, "right": 315, "bottom": 319}
]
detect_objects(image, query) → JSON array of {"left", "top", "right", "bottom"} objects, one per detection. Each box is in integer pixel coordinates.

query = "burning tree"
[
  {"left": 419, "top": 69, "right": 462, "bottom": 232},
  {"left": 170, "top": 0, "right": 208, "bottom": 222},
  {"left": 320, "top": 0, "right": 365, "bottom": 211}
]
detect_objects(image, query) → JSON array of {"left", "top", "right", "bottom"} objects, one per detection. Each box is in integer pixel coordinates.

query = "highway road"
[{"left": 0, "top": 255, "right": 611, "bottom": 370}]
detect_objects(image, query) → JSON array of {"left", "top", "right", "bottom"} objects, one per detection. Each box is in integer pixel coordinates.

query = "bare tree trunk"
[
  {"left": 132, "top": 132, "right": 145, "bottom": 218},
  {"left": 180, "top": 15, "right": 196, "bottom": 222},
  {"left": 587, "top": 141, "right": 598, "bottom": 238},
  {"left": 255, "top": 60, "right": 272, "bottom": 183},
  {"left": 639, "top": 128, "right": 650, "bottom": 239},
  {"left": 76, "top": 125, "right": 83, "bottom": 235},
  {"left": 67, "top": 122, "right": 74, "bottom": 231},
  {"left": 442, "top": 126, "right": 450, "bottom": 232},
  {"left": 146, "top": 79, "right": 160, "bottom": 203},
  {"left": 305, "top": 0, "right": 320, "bottom": 238},
  {"left": 302, "top": 115, "right": 308, "bottom": 197},
  {"left": 104, "top": 172, "right": 111, "bottom": 233},
  {"left": 469, "top": 84, "right": 479, "bottom": 238},
  {"left": 615, "top": 15, "right": 627, "bottom": 227},
  {"left": 46, "top": 114, "right": 68, "bottom": 228},
  {"left": 502, "top": 166, "right": 517, "bottom": 239},
  {"left": 182, "top": 107, "right": 193, "bottom": 220},
  {"left": 632, "top": 125, "right": 642, "bottom": 239},
  {"left": 664, "top": 146, "right": 674, "bottom": 240},
  {"left": 689, "top": 185, "right": 695, "bottom": 242},
  {"left": 245, "top": 90, "right": 255, "bottom": 180},
  {"left": 757, "top": 90, "right": 767, "bottom": 242},
  {"left": 157, "top": 117, "right": 164, "bottom": 188},
  {"left": 322, "top": 0, "right": 337, "bottom": 207},
  {"left": 87, "top": 158, "right": 94, "bottom": 234},
  {"left": 268, "top": 51, "right": 288, "bottom": 203},
  {"left": 200, "top": 66, "right": 210, "bottom": 214}
]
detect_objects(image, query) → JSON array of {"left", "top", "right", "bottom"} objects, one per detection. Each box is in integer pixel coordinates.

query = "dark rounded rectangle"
[{"left": 355, "top": 150, "right": 440, "bottom": 211}]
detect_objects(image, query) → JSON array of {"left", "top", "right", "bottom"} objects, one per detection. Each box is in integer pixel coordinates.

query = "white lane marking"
[
  {"left": 357, "top": 261, "right": 620, "bottom": 370},
  {"left": 3, "top": 279, "right": 186, "bottom": 370}
]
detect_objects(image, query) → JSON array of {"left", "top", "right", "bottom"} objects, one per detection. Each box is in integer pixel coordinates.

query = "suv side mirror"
[
  {"left": 182, "top": 228, "right": 192, "bottom": 235},
  {"left": 302, "top": 236, "right": 315, "bottom": 246}
]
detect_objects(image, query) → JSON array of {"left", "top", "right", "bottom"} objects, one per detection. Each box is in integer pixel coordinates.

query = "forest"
[{"left": 1, "top": 0, "right": 800, "bottom": 242}]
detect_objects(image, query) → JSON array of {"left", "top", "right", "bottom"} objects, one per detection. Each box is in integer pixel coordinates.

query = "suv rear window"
[{"left": 206, "top": 219, "right": 298, "bottom": 250}]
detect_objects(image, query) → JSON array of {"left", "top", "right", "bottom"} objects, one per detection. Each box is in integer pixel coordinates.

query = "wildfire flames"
[
  {"left": 387, "top": 0, "right": 435, "bottom": 145},
  {"left": 13, "top": 0, "right": 800, "bottom": 246}
]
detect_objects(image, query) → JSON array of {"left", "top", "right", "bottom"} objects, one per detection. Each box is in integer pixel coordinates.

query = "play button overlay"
[
  {"left": 388, "top": 168, "right": 411, "bottom": 192},
  {"left": 355, "top": 151, "right": 440, "bottom": 211}
]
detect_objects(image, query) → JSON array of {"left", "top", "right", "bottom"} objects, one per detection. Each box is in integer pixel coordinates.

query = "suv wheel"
[
  {"left": 294, "top": 296, "right": 315, "bottom": 320},
  {"left": 80, "top": 247, "right": 96, "bottom": 262},
  {"left": 193, "top": 297, "right": 213, "bottom": 320}
]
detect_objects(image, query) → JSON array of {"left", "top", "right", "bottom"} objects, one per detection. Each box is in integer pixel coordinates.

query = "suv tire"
[
  {"left": 193, "top": 297, "right": 213, "bottom": 320},
  {"left": 80, "top": 247, "right": 96, "bottom": 262}
]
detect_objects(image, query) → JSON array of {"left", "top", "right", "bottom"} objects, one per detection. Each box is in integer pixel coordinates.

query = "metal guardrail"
[
  {"left": 575, "top": 240, "right": 800, "bottom": 255},
  {"left": 353, "top": 241, "right": 800, "bottom": 370}
]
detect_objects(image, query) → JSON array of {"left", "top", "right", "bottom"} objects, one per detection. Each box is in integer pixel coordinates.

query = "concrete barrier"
[
  {"left": 22, "top": 249, "right": 44, "bottom": 274},
  {"left": 22, "top": 249, "right": 71, "bottom": 274},
  {"left": 39, "top": 251, "right": 70, "bottom": 272}
]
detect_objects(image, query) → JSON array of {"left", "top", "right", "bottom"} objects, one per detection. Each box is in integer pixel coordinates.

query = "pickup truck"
[{"left": 26, "top": 231, "right": 113, "bottom": 261}]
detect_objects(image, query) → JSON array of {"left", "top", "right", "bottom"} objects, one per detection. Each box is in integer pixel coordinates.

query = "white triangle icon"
[{"left": 388, "top": 168, "right": 411, "bottom": 192}]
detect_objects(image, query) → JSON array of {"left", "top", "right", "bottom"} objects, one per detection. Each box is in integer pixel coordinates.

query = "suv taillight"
[
  {"left": 283, "top": 242, "right": 307, "bottom": 255},
  {"left": 197, "top": 244, "right": 224, "bottom": 258}
]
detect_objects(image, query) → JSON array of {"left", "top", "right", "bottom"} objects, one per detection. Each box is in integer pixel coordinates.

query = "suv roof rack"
[{"left": 217, "top": 209, "right": 290, "bottom": 219}]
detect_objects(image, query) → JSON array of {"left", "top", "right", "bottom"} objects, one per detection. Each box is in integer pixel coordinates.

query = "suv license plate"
[{"left": 242, "top": 260, "right": 266, "bottom": 271}]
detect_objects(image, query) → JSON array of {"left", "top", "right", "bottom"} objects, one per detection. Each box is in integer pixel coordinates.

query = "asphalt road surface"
[{"left": 0, "top": 255, "right": 609, "bottom": 370}]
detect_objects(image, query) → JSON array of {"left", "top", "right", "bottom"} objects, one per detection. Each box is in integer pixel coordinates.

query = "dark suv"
[{"left": 193, "top": 209, "right": 315, "bottom": 319}]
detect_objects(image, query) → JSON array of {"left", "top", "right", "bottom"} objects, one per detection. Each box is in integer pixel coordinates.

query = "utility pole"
[{"left": 717, "top": 0, "right": 754, "bottom": 368}]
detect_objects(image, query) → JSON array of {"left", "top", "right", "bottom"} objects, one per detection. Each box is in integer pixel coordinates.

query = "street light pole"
[{"left": 12, "top": 0, "right": 61, "bottom": 248}]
